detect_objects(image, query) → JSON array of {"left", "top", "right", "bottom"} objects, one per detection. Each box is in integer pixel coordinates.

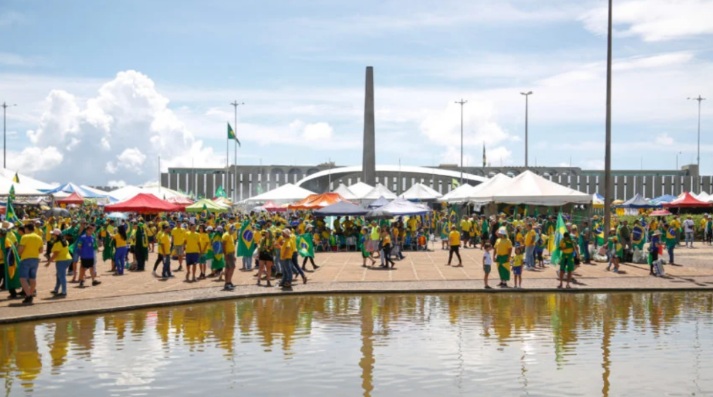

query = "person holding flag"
[
  {"left": 237, "top": 219, "right": 257, "bottom": 271},
  {"left": 0, "top": 226, "right": 21, "bottom": 299},
  {"left": 494, "top": 227, "right": 513, "bottom": 287},
  {"left": 299, "top": 225, "right": 318, "bottom": 271},
  {"left": 631, "top": 220, "right": 646, "bottom": 252},
  {"left": 557, "top": 232, "right": 576, "bottom": 289}
]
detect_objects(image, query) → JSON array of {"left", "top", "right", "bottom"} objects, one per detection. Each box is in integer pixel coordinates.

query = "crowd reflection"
[{"left": 1, "top": 292, "right": 711, "bottom": 396}]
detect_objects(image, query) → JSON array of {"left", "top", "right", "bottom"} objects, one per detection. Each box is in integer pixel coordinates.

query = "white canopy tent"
[
  {"left": 0, "top": 175, "right": 45, "bottom": 196},
  {"left": 140, "top": 182, "right": 192, "bottom": 200},
  {"left": 400, "top": 183, "right": 442, "bottom": 200},
  {"left": 0, "top": 169, "right": 56, "bottom": 191},
  {"left": 466, "top": 173, "right": 513, "bottom": 203},
  {"left": 362, "top": 183, "right": 397, "bottom": 200},
  {"left": 378, "top": 198, "right": 430, "bottom": 215},
  {"left": 439, "top": 183, "right": 477, "bottom": 203},
  {"left": 245, "top": 183, "right": 315, "bottom": 203},
  {"left": 332, "top": 183, "right": 358, "bottom": 200},
  {"left": 490, "top": 170, "right": 591, "bottom": 206},
  {"left": 348, "top": 182, "right": 375, "bottom": 199}
]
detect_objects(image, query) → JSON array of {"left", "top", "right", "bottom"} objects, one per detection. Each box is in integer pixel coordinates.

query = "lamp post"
[
  {"left": 230, "top": 100, "right": 244, "bottom": 202},
  {"left": 521, "top": 91, "right": 533, "bottom": 168},
  {"left": 455, "top": 99, "right": 467, "bottom": 184},
  {"left": 687, "top": 95, "right": 706, "bottom": 171},
  {"left": 676, "top": 151, "right": 683, "bottom": 170},
  {"left": 603, "top": 0, "right": 614, "bottom": 238},
  {"left": 2, "top": 102, "right": 17, "bottom": 169}
]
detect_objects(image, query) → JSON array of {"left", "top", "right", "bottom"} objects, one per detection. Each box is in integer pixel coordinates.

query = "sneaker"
[
  {"left": 22, "top": 296, "right": 33, "bottom": 305},
  {"left": 92, "top": 280, "right": 101, "bottom": 286},
  {"left": 78, "top": 281, "right": 85, "bottom": 288}
]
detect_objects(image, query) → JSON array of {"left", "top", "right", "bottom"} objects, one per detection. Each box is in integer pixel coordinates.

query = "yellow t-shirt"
[
  {"left": 448, "top": 230, "right": 461, "bottom": 246},
  {"left": 19, "top": 233, "right": 43, "bottom": 260},
  {"left": 159, "top": 232, "right": 171, "bottom": 256},
  {"left": 171, "top": 227, "right": 186, "bottom": 246},
  {"left": 460, "top": 220, "right": 471, "bottom": 232},
  {"left": 199, "top": 232, "right": 210, "bottom": 252},
  {"left": 280, "top": 237, "right": 294, "bottom": 260},
  {"left": 51, "top": 241, "right": 73, "bottom": 261},
  {"left": 114, "top": 233, "right": 127, "bottom": 248},
  {"left": 512, "top": 254, "right": 523, "bottom": 267},
  {"left": 222, "top": 232, "right": 236, "bottom": 255},
  {"left": 184, "top": 231, "right": 200, "bottom": 253},
  {"left": 525, "top": 230, "right": 536, "bottom": 247},
  {"left": 494, "top": 238, "right": 513, "bottom": 256}
]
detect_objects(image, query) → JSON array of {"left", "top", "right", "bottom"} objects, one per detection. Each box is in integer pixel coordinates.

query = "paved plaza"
[{"left": 1, "top": 243, "right": 712, "bottom": 323}]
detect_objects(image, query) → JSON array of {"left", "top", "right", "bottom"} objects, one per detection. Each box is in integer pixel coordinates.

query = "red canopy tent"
[
  {"left": 288, "top": 193, "right": 346, "bottom": 210},
  {"left": 56, "top": 192, "right": 84, "bottom": 205},
  {"left": 104, "top": 193, "right": 184, "bottom": 213},
  {"left": 167, "top": 196, "right": 194, "bottom": 205},
  {"left": 663, "top": 192, "right": 712, "bottom": 208},
  {"left": 261, "top": 201, "right": 287, "bottom": 212}
]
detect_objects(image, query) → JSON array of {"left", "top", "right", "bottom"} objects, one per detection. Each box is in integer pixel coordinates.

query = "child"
[
  {"left": 360, "top": 227, "right": 375, "bottom": 267},
  {"left": 482, "top": 243, "right": 493, "bottom": 289},
  {"left": 535, "top": 229, "right": 546, "bottom": 268},
  {"left": 512, "top": 245, "right": 524, "bottom": 289}
]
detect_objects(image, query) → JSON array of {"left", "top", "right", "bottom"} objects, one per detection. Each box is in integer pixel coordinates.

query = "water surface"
[{"left": 1, "top": 292, "right": 712, "bottom": 396}]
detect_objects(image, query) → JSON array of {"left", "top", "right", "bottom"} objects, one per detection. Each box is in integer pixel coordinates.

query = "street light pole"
[
  {"left": 521, "top": 91, "right": 533, "bottom": 168},
  {"left": 2, "top": 102, "right": 17, "bottom": 169},
  {"left": 455, "top": 99, "right": 467, "bottom": 184},
  {"left": 676, "top": 151, "right": 682, "bottom": 170},
  {"left": 688, "top": 95, "right": 706, "bottom": 172},
  {"left": 603, "top": 0, "right": 614, "bottom": 238}
]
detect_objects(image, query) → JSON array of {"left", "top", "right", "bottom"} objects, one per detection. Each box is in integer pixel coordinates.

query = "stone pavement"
[{"left": 1, "top": 243, "right": 712, "bottom": 323}]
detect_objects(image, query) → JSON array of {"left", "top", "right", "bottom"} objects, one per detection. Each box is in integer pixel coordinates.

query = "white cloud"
[
  {"left": 20, "top": 70, "right": 221, "bottom": 185},
  {"left": 0, "top": 52, "right": 35, "bottom": 67},
  {"left": 107, "top": 180, "right": 126, "bottom": 188},
  {"left": 302, "top": 122, "right": 333, "bottom": 141},
  {"left": 655, "top": 133, "right": 674, "bottom": 146},
  {"left": 581, "top": 0, "right": 713, "bottom": 42},
  {"left": 8, "top": 146, "right": 63, "bottom": 174}
]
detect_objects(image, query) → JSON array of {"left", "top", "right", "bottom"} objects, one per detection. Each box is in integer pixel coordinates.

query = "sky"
[{"left": 0, "top": 0, "right": 712, "bottom": 186}]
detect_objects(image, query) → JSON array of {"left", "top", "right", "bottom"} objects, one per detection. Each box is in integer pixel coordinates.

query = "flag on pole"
[
  {"left": 549, "top": 213, "right": 567, "bottom": 266},
  {"left": 12, "top": 172, "right": 19, "bottom": 183},
  {"left": 5, "top": 185, "right": 19, "bottom": 223},
  {"left": 227, "top": 122, "right": 241, "bottom": 147},
  {"left": 214, "top": 185, "right": 227, "bottom": 198},
  {"left": 451, "top": 178, "right": 460, "bottom": 189}
]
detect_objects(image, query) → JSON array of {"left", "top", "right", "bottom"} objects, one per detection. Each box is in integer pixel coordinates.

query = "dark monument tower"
[{"left": 362, "top": 66, "right": 376, "bottom": 185}]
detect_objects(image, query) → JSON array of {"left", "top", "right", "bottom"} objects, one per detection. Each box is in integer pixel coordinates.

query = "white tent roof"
[
  {"left": 466, "top": 173, "right": 513, "bottom": 203},
  {"left": 490, "top": 170, "right": 591, "bottom": 206},
  {"left": 439, "top": 183, "right": 477, "bottom": 203},
  {"left": 0, "top": 169, "right": 55, "bottom": 191},
  {"left": 695, "top": 191, "right": 710, "bottom": 202},
  {"left": 400, "top": 183, "right": 442, "bottom": 200},
  {"left": 378, "top": 198, "right": 430, "bottom": 215},
  {"left": 245, "top": 183, "right": 315, "bottom": 203},
  {"left": 362, "top": 183, "right": 397, "bottom": 200},
  {"left": 109, "top": 185, "right": 144, "bottom": 201},
  {"left": 332, "top": 184, "right": 358, "bottom": 200},
  {"left": 348, "top": 182, "right": 375, "bottom": 199},
  {"left": 140, "top": 182, "right": 191, "bottom": 200},
  {"left": 0, "top": 175, "right": 45, "bottom": 196}
]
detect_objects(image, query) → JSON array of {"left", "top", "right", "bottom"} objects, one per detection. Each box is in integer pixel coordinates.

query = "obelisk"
[{"left": 362, "top": 66, "right": 376, "bottom": 185}]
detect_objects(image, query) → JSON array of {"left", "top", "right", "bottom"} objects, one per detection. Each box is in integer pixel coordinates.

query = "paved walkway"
[{"left": 1, "top": 243, "right": 712, "bottom": 323}]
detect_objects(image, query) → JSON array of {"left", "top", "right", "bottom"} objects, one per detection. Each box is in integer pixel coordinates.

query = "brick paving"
[{"left": 1, "top": 243, "right": 712, "bottom": 323}]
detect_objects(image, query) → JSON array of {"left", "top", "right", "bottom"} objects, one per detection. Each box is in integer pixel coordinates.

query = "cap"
[{"left": 52, "top": 229, "right": 62, "bottom": 236}]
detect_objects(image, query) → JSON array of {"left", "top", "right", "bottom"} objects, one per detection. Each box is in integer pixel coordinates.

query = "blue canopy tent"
[
  {"left": 617, "top": 193, "right": 661, "bottom": 209},
  {"left": 367, "top": 196, "right": 390, "bottom": 209},
  {"left": 651, "top": 194, "right": 677, "bottom": 205},
  {"left": 42, "top": 182, "right": 117, "bottom": 202}
]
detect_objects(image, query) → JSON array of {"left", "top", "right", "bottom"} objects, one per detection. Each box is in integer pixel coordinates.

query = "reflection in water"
[{"left": 1, "top": 292, "right": 713, "bottom": 396}]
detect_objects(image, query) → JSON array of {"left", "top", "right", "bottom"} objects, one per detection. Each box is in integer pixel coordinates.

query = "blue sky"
[{"left": 1, "top": 0, "right": 712, "bottom": 185}]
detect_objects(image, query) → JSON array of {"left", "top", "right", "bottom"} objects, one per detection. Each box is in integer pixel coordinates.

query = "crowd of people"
[{"left": 1, "top": 205, "right": 711, "bottom": 305}]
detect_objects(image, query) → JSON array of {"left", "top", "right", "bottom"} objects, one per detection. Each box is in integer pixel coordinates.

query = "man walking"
[
  {"left": 76, "top": 225, "right": 101, "bottom": 288},
  {"left": 18, "top": 224, "right": 43, "bottom": 304}
]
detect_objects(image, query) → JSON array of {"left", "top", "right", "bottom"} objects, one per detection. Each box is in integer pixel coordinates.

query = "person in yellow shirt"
[
  {"left": 45, "top": 229, "right": 73, "bottom": 297},
  {"left": 494, "top": 227, "right": 513, "bottom": 288},
  {"left": 171, "top": 223, "right": 186, "bottom": 272},
  {"left": 183, "top": 224, "right": 202, "bottom": 282},
  {"left": 197, "top": 225, "right": 210, "bottom": 279},
  {"left": 113, "top": 224, "right": 128, "bottom": 275},
  {"left": 222, "top": 225, "right": 237, "bottom": 291},
  {"left": 279, "top": 229, "right": 295, "bottom": 289},
  {"left": 558, "top": 232, "right": 576, "bottom": 289},
  {"left": 446, "top": 225, "right": 462, "bottom": 266},
  {"left": 524, "top": 223, "right": 536, "bottom": 270},
  {"left": 460, "top": 217, "right": 471, "bottom": 248},
  {"left": 146, "top": 222, "right": 157, "bottom": 253},
  {"left": 18, "top": 224, "right": 44, "bottom": 304},
  {"left": 157, "top": 224, "right": 173, "bottom": 279},
  {"left": 511, "top": 245, "right": 524, "bottom": 289}
]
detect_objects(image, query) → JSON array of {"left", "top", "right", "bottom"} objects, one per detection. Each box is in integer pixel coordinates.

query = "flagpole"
[{"left": 230, "top": 100, "right": 244, "bottom": 202}]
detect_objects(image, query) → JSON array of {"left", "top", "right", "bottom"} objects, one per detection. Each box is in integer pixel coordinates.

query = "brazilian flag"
[
  {"left": 227, "top": 122, "right": 241, "bottom": 147},
  {"left": 549, "top": 213, "right": 567, "bottom": 266},
  {"left": 237, "top": 221, "right": 255, "bottom": 257}
]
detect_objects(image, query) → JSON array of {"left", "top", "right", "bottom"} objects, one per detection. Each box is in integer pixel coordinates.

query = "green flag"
[
  {"left": 215, "top": 185, "right": 226, "bottom": 198},
  {"left": 451, "top": 178, "right": 460, "bottom": 189},
  {"left": 5, "top": 185, "right": 19, "bottom": 223},
  {"left": 298, "top": 234, "right": 314, "bottom": 257},
  {"left": 549, "top": 213, "right": 567, "bottom": 266},
  {"left": 237, "top": 221, "right": 256, "bottom": 257},
  {"left": 227, "top": 122, "right": 241, "bottom": 147}
]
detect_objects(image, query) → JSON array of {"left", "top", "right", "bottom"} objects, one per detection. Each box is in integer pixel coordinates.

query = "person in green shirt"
[
  {"left": 558, "top": 232, "right": 576, "bottom": 289},
  {"left": 606, "top": 229, "right": 621, "bottom": 273}
]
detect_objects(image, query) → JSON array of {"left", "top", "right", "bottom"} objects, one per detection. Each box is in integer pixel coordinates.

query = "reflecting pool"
[{"left": 2, "top": 292, "right": 713, "bottom": 396}]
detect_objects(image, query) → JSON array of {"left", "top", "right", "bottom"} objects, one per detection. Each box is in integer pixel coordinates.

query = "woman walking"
[
  {"left": 46, "top": 229, "right": 72, "bottom": 297},
  {"left": 299, "top": 225, "right": 319, "bottom": 271},
  {"left": 381, "top": 228, "right": 396, "bottom": 269},
  {"left": 113, "top": 224, "right": 128, "bottom": 275},
  {"left": 256, "top": 229, "right": 275, "bottom": 287}
]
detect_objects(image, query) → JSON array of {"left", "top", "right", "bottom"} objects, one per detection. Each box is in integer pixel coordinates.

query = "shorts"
[
  {"left": 186, "top": 253, "right": 200, "bottom": 265},
  {"left": 560, "top": 254, "right": 574, "bottom": 273},
  {"left": 512, "top": 266, "right": 523, "bottom": 275},
  {"left": 536, "top": 250, "right": 544, "bottom": 261},
  {"left": 19, "top": 258, "right": 40, "bottom": 280},
  {"left": 461, "top": 232, "right": 469, "bottom": 242},
  {"left": 224, "top": 254, "right": 236, "bottom": 269},
  {"left": 174, "top": 245, "right": 185, "bottom": 256},
  {"left": 148, "top": 236, "right": 156, "bottom": 244},
  {"left": 483, "top": 264, "right": 491, "bottom": 274},
  {"left": 80, "top": 258, "right": 95, "bottom": 269},
  {"left": 199, "top": 255, "right": 207, "bottom": 264},
  {"left": 258, "top": 251, "right": 273, "bottom": 262}
]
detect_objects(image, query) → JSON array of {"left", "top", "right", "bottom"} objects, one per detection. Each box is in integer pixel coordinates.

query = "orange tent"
[
  {"left": 56, "top": 192, "right": 84, "bottom": 205},
  {"left": 288, "top": 193, "right": 346, "bottom": 210}
]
